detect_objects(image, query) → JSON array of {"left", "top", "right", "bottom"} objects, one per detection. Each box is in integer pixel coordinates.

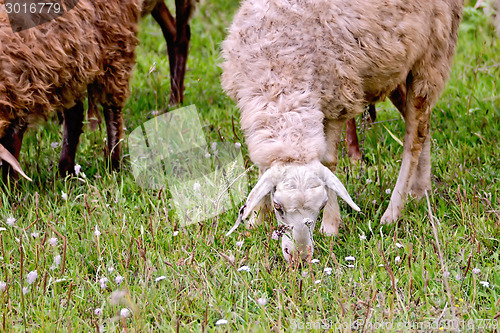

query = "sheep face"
[{"left": 226, "top": 161, "right": 360, "bottom": 261}]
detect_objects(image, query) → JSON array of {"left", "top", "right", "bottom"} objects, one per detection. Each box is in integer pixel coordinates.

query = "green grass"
[{"left": 1, "top": 2, "right": 499, "bottom": 332}]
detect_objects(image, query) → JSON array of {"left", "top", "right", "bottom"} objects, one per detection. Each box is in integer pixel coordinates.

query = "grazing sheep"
[
  {"left": 222, "top": 0, "right": 462, "bottom": 261},
  {"left": 0, "top": 0, "right": 142, "bottom": 179}
]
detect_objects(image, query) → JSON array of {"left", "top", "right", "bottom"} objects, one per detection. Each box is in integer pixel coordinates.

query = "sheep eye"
[{"left": 273, "top": 202, "right": 283, "bottom": 213}]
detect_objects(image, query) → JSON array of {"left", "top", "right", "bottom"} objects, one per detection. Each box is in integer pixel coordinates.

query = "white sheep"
[{"left": 222, "top": 0, "right": 463, "bottom": 261}]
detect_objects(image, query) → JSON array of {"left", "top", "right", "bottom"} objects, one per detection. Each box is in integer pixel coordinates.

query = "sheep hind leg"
[
  {"left": 381, "top": 88, "right": 431, "bottom": 224},
  {"left": 59, "top": 101, "right": 84, "bottom": 177},
  {"left": 103, "top": 103, "right": 124, "bottom": 170},
  {"left": 320, "top": 120, "right": 344, "bottom": 236},
  {"left": 0, "top": 121, "right": 26, "bottom": 183}
]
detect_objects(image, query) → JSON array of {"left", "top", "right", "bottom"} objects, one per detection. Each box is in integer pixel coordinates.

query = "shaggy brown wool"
[{"left": 0, "top": 0, "right": 142, "bottom": 176}]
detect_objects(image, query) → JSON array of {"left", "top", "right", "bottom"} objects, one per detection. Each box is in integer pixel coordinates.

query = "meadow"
[{"left": 0, "top": 1, "right": 499, "bottom": 331}]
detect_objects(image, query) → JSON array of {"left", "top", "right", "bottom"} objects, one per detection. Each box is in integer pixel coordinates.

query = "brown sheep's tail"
[{"left": 0, "top": 144, "right": 32, "bottom": 181}]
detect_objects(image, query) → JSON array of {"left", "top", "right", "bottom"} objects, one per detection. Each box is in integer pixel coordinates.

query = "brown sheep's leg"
[
  {"left": 320, "top": 119, "right": 345, "bottom": 236},
  {"left": 0, "top": 121, "right": 26, "bottom": 182},
  {"left": 152, "top": 0, "right": 192, "bottom": 105},
  {"left": 345, "top": 118, "right": 362, "bottom": 162},
  {"left": 59, "top": 101, "right": 84, "bottom": 177},
  {"left": 381, "top": 82, "right": 431, "bottom": 224},
  {"left": 102, "top": 103, "right": 123, "bottom": 170}
]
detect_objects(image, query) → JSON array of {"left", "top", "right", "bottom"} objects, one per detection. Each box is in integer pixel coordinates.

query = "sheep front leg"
[
  {"left": 103, "top": 103, "right": 124, "bottom": 170},
  {"left": 321, "top": 120, "right": 344, "bottom": 236},
  {"left": 59, "top": 101, "right": 84, "bottom": 176},
  {"left": 381, "top": 93, "right": 431, "bottom": 224}
]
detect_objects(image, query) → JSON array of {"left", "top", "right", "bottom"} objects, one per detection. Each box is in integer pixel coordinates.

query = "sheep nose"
[{"left": 303, "top": 218, "right": 313, "bottom": 227}]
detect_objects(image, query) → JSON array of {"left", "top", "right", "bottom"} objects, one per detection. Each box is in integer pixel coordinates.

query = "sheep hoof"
[
  {"left": 320, "top": 222, "right": 340, "bottom": 236},
  {"left": 380, "top": 207, "right": 400, "bottom": 224}
]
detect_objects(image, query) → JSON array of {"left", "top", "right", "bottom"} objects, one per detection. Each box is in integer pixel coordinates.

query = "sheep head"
[{"left": 227, "top": 161, "right": 359, "bottom": 262}]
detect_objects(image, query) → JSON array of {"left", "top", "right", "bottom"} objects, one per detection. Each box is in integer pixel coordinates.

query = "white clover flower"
[
  {"left": 107, "top": 266, "right": 114, "bottom": 273},
  {"left": 51, "top": 142, "right": 59, "bottom": 149},
  {"left": 314, "top": 280, "right": 321, "bottom": 284},
  {"left": 6, "top": 217, "right": 16, "bottom": 226},
  {"left": 26, "top": 270, "right": 38, "bottom": 284},
  {"left": 75, "top": 164, "right": 82, "bottom": 176},
  {"left": 395, "top": 242, "right": 403, "bottom": 248},
  {"left": 94, "top": 225, "right": 101, "bottom": 237},
  {"left": 256, "top": 298, "right": 267, "bottom": 306},
  {"left": 61, "top": 191, "right": 68, "bottom": 201},
  {"left": 472, "top": 268, "right": 481, "bottom": 275},
  {"left": 49, "top": 237, "right": 58, "bottom": 247},
  {"left": 22, "top": 287, "right": 29, "bottom": 295},
  {"left": 359, "top": 234, "right": 367, "bottom": 240},
  {"left": 235, "top": 241, "right": 244, "bottom": 248},
  {"left": 395, "top": 256, "right": 401, "bottom": 264},
  {"left": 94, "top": 308, "right": 102, "bottom": 316},
  {"left": 215, "top": 319, "right": 228, "bottom": 326},
  {"left": 235, "top": 142, "right": 241, "bottom": 149},
  {"left": 31, "top": 232, "right": 39, "bottom": 238},
  {"left": 385, "top": 189, "right": 391, "bottom": 194},
  {"left": 115, "top": 275, "right": 124, "bottom": 285},
  {"left": 311, "top": 259, "right": 320, "bottom": 264},
  {"left": 193, "top": 182, "right": 201, "bottom": 191},
  {"left": 120, "top": 308, "right": 130, "bottom": 318},
  {"left": 237, "top": 265, "right": 251, "bottom": 272},
  {"left": 155, "top": 276, "right": 167, "bottom": 283},
  {"left": 0, "top": 281, "right": 6, "bottom": 291},
  {"left": 345, "top": 256, "right": 356, "bottom": 261},
  {"left": 173, "top": 231, "right": 179, "bottom": 237},
  {"left": 479, "top": 281, "right": 489, "bottom": 288},
  {"left": 99, "top": 277, "right": 108, "bottom": 289},
  {"left": 324, "top": 267, "right": 333, "bottom": 275}
]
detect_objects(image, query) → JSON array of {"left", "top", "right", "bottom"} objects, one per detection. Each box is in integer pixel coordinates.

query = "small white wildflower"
[
  {"left": 311, "top": 259, "right": 320, "bottom": 264},
  {"left": 324, "top": 267, "right": 333, "bottom": 275},
  {"left": 61, "top": 191, "right": 68, "bottom": 201},
  {"left": 314, "top": 280, "right": 321, "bottom": 285},
  {"left": 205, "top": 152, "right": 211, "bottom": 159},
  {"left": 49, "top": 237, "right": 58, "bottom": 247},
  {"left": 301, "top": 270, "right": 309, "bottom": 277},
  {"left": 472, "top": 268, "right": 481, "bottom": 275},
  {"left": 237, "top": 265, "right": 251, "bottom": 272},
  {"left": 359, "top": 234, "right": 367, "bottom": 240},
  {"left": 256, "top": 298, "right": 267, "bottom": 306},
  {"left": 395, "top": 256, "right": 401, "bottom": 264},
  {"left": 31, "top": 232, "right": 39, "bottom": 238},
  {"left": 347, "top": 264, "right": 355, "bottom": 268},
  {"left": 107, "top": 266, "right": 114, "bottom": 274},
  {"left": 455, "top": 273, "right": 462, "bottom": 281},
  {"left": 94, "top": 308, "right": 102, "bottom": 316},
  {"left": 272, "top": 231, "right": 280, "bottom": 240},
  {"left": 479, "top": 281, "right": 489, "bottom": 288},
  {"left": 372, "top": 200, "right": 377, "bottom": 204},
  {"left": 94, "top": 225, "right": 101, "bottom": 237},
  {"left": 22, "top": 287, "right": 29, "bottom": 295},
  {"left": 155, "top": 276, "right": 167, "bottom": 283},
  {"left": 6, "top": 217, "right": 16, "bottom": 226},
  {"left": 235, "top": 241, "right": 244, "bottom": 248},
  {"left": 443, "top": 271, "right": 450, "bottom": 278},
  {"left": 26, "top": 270, "right": 38, "bottom": 284},
  {"left": 51, "top": 142, "right": 59, "bottom": 149},
  {"left": 54, "top": 254, "right": 61, "bottom": 267},
  {"left": 385, "top": 189, "right": 391, "bottom": 194},
  {"left": 235, "top": 142, "right": 241, "bottom": 149},
  {"left": 345, "top": 256, "right": 356, "bottom": 261},
  {"left": 173, "top": 231, "right": 179, "bottom": 237},
  {"left": 395, "top": 242, "right": 403, "bottom": 248},
  {"left": 366, "top": 179, "right": 372, "bottom": 184},
  {"left": 115, "top": 275, "right": 124, "bottom": 285},
  {"left": 75, "top": 164, "right": 82, "bottom": 176},
  {"left": 378, "top": 264, "right": 385, "bottom": 267},
  {"left": 211, "top": 142, "right": 217, "bottom": 151},
  {"left": 0, "top": 281, "right": 6, "bottom": 291},
  {"left": 120, "top": 308, "right": 130, "bottom": 318},
  {"left": 193, "top": 182, "right": 201, "bottom": 191},
  {"left": 99, "top": 277, "right": 108, "bottom": 289},
  {"left": 215, "top": 319, "right": 228, "bottom": 326}
]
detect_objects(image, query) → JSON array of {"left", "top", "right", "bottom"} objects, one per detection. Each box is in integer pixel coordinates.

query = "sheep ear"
[
  {"left": 225, "top": 166, "right": 278, "bottom": 236},
  {"left": 0, "top": 144, "right": 32, "bottom": 181},
  {"left": 319, "top": 165, "right": 360, "bottom": 212}
]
